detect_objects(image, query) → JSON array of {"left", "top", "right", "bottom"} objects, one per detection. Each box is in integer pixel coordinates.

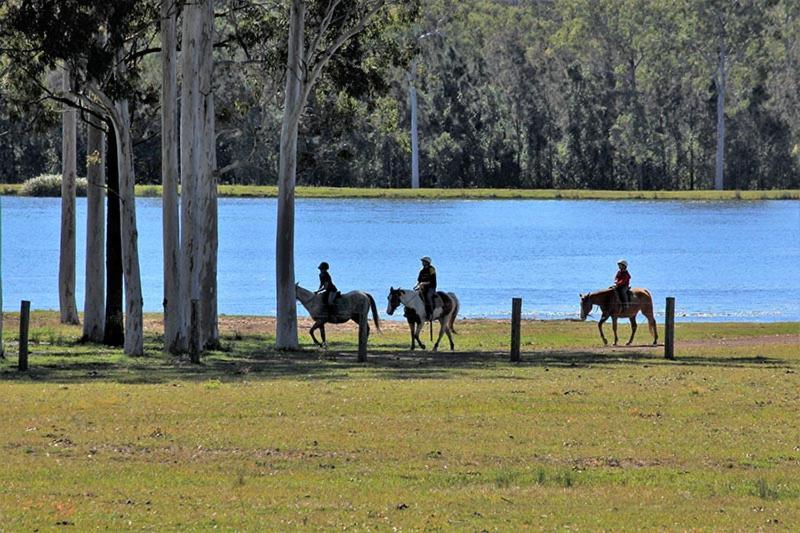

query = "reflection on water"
[{"left": 3, "top": 196, "right": 799, "bottom": 322}]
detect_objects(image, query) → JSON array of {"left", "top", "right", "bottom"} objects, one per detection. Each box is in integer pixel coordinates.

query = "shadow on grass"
[{"left": 0, "top": 332, "right": 793, "bottom": 384}]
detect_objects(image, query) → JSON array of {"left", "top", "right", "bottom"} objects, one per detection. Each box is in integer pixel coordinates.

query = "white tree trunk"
[
  {"left": 82, "top": 121, "right": 105, "bottom": 341},
  {"left": 408, "top": 58, "right": 419, "bottom": 189},
  {"left": 179, "top": 1, "right": 203, "bottom": 352},
  {"left": 114, "top": 100, "right": 144, "bottom": 356},
  {"left": 199, "top": 0, "right": 218, "bottom": 348},
  {"left": 59, "top": 69, "right": 80, "bottom": 325},
  {"left": 275, "top": 0, "right": 305, "bottom": 350},
  {"left": 715, "top": 50, "right": 727, "bottom": 191},
  {"left": 161, "top": 0, "right": 181, "bottom": 352},
  {"left": 0, "top": 195, "right": 3, "bottom": 358}
]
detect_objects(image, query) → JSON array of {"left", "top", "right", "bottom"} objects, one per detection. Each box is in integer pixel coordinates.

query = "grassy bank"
[
  {"left": 3, "top": 182, "right": 799, "bottom": 200},
  {"left": 1, "top": 313, "right": 798, "bottom": 529}
]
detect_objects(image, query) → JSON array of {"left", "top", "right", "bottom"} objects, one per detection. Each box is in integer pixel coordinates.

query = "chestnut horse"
[{"left": 580, "top": 288, "right": 658, "bottom": 346}]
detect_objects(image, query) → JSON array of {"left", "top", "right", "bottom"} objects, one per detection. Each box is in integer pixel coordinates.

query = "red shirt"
[{"left": 614, "top": 269, "right": 631, "bottom": 287}]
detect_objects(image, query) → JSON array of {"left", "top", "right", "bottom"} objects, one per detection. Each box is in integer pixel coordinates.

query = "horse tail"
[
  {"left": 367, "top": 293, "right": 382, "bottom": 333},
  {"left": 639, "top": 289, "right": 658, "bottom": 339},
  {"left": 448, "top": 293, "right": 459, "bottom": 334}
]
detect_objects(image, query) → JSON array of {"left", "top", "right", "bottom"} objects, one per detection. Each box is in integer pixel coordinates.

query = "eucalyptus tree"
[
  {"left": 681, "top": 0, "right": 772, "bottom": 190},
  {"left": 275, "top": 0, "right": 415, "bottom": 349},
  {"left": 0, "top": 0, "right": 158, "bottom": 355},
  {"left": 82, "top": 118, "right": 105, "bottom": 342},
  {"left": 161, "top": 0, "right": 181, "bottom": 352},
  {"left": 59, "top": 69, "right": 80, "bottom": 325},
  {"left": 179, "top": 0, "right": 218, "bottom": 353}
]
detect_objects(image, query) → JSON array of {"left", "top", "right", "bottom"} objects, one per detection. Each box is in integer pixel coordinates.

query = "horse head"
[
  {"left": 386, "top": 287, "right": 403, "bottom": 315},
  {"left": 579, "top": 293, "right": 593, "bottom": 321},
  {"left": 295, "top": 284, "right": 315, "bottom": 306}
]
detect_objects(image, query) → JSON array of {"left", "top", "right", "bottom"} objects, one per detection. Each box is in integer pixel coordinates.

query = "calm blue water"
[{"left": 2, "top": 196, "right": 799, "bottom": 322}]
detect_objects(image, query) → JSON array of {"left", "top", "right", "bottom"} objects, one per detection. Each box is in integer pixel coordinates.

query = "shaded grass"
[
  {"left": 2, "top": 183, "right": 799, "bottom": 200},
  {"left": 1, "top": 312, "right": 798, "bottom": 529}
]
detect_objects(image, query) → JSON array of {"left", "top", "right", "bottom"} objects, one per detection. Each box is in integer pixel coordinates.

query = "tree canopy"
[{"left": 1, "top": 0, "right": 798, "bottom": 190}]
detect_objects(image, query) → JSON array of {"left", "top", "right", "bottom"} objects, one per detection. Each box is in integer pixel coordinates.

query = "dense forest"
[{"left": 2, "top": 0, "right": 799, "bottom": 191}]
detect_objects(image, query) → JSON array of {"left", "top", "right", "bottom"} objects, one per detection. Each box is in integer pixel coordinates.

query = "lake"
[{"left": 2, "top": 196, "right": 799, "bottom": 322}]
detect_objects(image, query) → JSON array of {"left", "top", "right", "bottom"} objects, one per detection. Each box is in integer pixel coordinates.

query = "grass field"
[
  {"left": 1, "top": 312, "right": 798, "bottom": 529},
  {"left": 2, "top": 182, "right": 799, "bottom": 200}
]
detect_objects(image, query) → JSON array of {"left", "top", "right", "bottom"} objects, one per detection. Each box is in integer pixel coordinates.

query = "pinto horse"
[
  {"left": 296, "top": 284, "right": 381, "bottom": 348},
  {"left": 386, "top": 287, "right": 460, "bottom": 351},
  {"left": 580, "top": 287, "right": 658, "bottom": 346}
]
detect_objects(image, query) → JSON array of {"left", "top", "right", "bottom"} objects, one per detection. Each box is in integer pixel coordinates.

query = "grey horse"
[{"left": 295, "top": 284, "right": 381, "bottom": 348}]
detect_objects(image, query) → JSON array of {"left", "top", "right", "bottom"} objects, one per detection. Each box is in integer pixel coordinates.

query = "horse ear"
[
  {"left": 579, "top": 293, "right": 583, "bottom": 298},
  {"left": 390, "top": 286, "right": 394, "bottom": 291}
]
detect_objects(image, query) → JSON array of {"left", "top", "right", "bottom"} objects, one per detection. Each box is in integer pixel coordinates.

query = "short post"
[
  {"left": 664, "top": 297, "right": 675, "bottom": 360},
  {"left": 189, "top": 299, "right": 201, "bottom": 363},
  {"left": 19, "top": 300, "right": 30, "bottom": 371},
  {"left": 510, "top": 297, "right": 522, "bottom": 362},
  {"left": 357, "top": 320, "right": 368, "bottom": 363}
]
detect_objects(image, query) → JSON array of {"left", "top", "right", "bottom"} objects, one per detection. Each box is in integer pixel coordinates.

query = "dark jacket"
[
  {"left": 318, "top": 271, "right": 337, "bottom": 293},
  {"left": 417, "top": 265, "right": 437, "bottom": 290}
]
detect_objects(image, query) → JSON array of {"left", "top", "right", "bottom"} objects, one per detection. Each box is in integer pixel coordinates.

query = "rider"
[
  {"left": 315, "top": 262, "right": 338, "bottom": 317},
  {"left": 614, "top": 259, "right": 631, "bottom": 309},
  {"left": 414, "top": 256, "right": 437, "bottom": 320}
]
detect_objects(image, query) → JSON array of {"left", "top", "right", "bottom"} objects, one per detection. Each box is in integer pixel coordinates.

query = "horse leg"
[
  {"left": 319, "top": 323, "right": 327, "bottom": 349},
  {"left": 627, "top": 315, "right": 638, "bottom": 346},
  {"left": 611, "top": 316, "right": 619, "bottom": 346},
  {"left": 407, "top": 318, "right": 416, "bottom": 350},
  {"left": 309, "top": 321, "right": 322, "bottom": 347},
  {"left": 598, "top": 315, "right": 609, "bottom": 345},
  {"left": 433, "top": 318, "right": 446, "bottom": 352},
  {"left": 415, "top": 321, "right": 426, "bottom": 350},
  {"left": 445, "top": 322, "right": 455, "bottom": 351},
  {"left": 648, "top": 312, "right": 658, "bottom": 345}
]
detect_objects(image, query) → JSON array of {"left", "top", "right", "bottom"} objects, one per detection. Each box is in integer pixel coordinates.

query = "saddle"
[
  {"left": 611, "top": 287, "right": 636, "bottom": 307},
  {"left": 412, "top": 290, "right": 452, "bottom": 320}
]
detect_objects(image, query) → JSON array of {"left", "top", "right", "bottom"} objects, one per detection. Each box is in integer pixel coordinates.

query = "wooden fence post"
[
  {"left": 510, "top": 297, "right": 522, "bottom": 362},
  {"left": 357, "top": 319, "right": 368, "bottom": 363},
  {"left": 19, "top": 300, "right": 30, "bottom": 371},
  {"left": 190, "top": 299, "right": 201, "bottom": 363},
  {"left": 664, "top": 297, "right": 675, "bottom": 360}
]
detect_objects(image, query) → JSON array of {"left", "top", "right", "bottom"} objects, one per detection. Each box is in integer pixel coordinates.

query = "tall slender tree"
[
  {"left": 179, "top": 0, "right": 218, "bottom": 354},
  {"left": 276, "top": 0, "right": 400, "bottom": 349},
  {"left": 161, "top": 0, "right": 181, "bottom": 352},
  {"left": 59, "top": 69, "right": 80, "bottom": 325},
  {"left": 82, "top": 119, "right": 105, "bottom": 342},
  {"left": 103, "top": 117, "right": 124, "bottom": 347}
]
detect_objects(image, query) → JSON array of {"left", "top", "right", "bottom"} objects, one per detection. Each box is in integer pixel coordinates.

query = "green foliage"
[
  {"left": 2, "top": 0, "right": 798, "bottom": 189},
  {"left": 20, "top": 173, "right": 88, "bottom": 197}
]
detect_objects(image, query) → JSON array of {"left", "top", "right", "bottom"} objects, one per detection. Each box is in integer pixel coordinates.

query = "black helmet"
[{"left": 318, "top": 262, "right": 329, "bottom": 270}]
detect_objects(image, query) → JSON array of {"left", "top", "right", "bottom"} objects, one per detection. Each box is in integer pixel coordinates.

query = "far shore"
[{"left": 2, "top": 183, "right": 799, "bottom": 201}]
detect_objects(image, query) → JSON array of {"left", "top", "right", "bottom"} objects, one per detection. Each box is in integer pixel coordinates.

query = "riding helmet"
[
  {"left": 421, "top": 256, "right": 432, "bottom": 264},
  {"left": 617, "top": 259, "right": 628, "bottom": 267},
  {"left": 318, "top": 262, "right": 329, "bottom": 270}
]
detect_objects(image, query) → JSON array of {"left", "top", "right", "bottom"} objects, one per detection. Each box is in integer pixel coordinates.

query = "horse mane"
[{"left": 588, "top": 287, "right": 615, "bottom": 300}]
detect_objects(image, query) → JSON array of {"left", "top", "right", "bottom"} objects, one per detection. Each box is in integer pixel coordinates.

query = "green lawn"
[
  {"left": 3, "top": 182, "right": 799, "bottom": 200},
  {"left": 1, "top": 313, "right": 798, "bottom": 529}
]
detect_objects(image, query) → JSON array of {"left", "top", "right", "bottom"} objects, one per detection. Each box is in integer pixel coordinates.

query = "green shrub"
[{"left": 21, "top": 174, "right": 88, "bottom": 197}]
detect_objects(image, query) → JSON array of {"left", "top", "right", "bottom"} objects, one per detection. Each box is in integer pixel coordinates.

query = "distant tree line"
[{"left": 3, "top": 0, "right": 799, "bottom": 191}]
